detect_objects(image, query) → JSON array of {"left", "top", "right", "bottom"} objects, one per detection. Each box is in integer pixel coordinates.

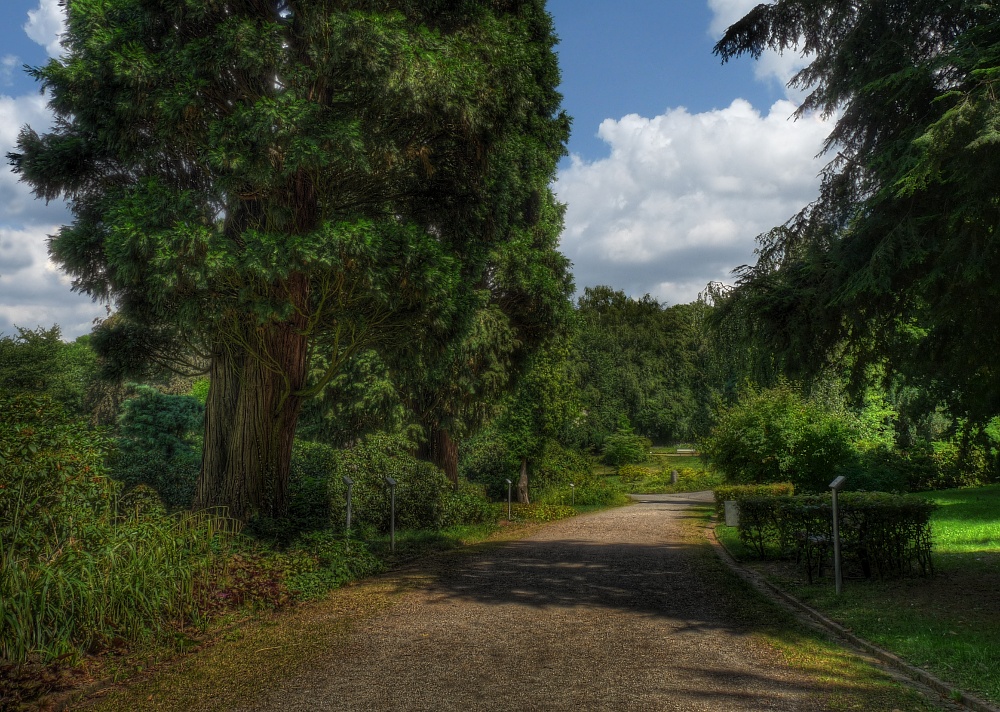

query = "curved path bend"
[{"left": 235, "top": 492, "right": 924, "bottom": 712}]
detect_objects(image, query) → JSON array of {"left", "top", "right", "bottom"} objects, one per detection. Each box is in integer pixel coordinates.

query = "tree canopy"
[
  {"left": 10, "top": 0, "right": 570, "bottom": 519},
  {"left": 713, "top": 0, "right": 1000, "bottom": 423}
]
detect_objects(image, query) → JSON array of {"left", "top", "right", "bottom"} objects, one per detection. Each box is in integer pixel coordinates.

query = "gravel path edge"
[{"left": 705, "top": 519, "right": 999, "bottom": 712}]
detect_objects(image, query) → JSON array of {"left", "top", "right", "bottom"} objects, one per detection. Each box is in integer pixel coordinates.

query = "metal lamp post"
[
  {"left": 343, "top": 475, "right": 355, "bottom": 549},
  {"left": 385, "top": 476, "right": 398, "bottom": 552},
  {"left": 829, "top": 475, "right": 846, "bottom": 595},
  {"left": 570, "top": 483, "right": 575, "bottom": 506},
  {"left": 505, "top": 479, "right": 512, "bottom": 521}
]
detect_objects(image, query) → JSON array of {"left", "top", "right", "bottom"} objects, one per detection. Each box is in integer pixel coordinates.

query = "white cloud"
[
  {"left": 707, "top": 0, "right": 810, "bottom": 98},
  {"left": 1, "top": 56, "right": 18, "bottom": 86},
  {"left": 554, "top": 99, "right": 834, "bottom": 305},
  {"left": 25, "top": 0, "right": 67, "bottom": 59},
  {"left": 0, "top": 90, "right": 104, "bottom": 339}
]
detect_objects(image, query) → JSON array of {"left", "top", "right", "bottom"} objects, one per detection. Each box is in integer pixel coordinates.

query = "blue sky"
[{"left": 0, "top": 0, "right": 833, "bottom": 339}]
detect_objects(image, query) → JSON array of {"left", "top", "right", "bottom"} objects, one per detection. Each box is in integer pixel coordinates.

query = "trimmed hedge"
[
  {"left": 713, "top": 483, "right": 795, "bottom": 516},
  {"left": 727, "top": 492, "right": 936, "bottom": 580}
]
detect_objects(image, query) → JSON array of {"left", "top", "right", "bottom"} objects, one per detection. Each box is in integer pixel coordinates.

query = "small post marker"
[
  {"left": 829, "top": 475, "right": 847, "bottom": 595},
  {"left": 505, "top": 479, "right": 512, "bottom": 521},
  {"left": 343, "top": 475, "right": 355, "bottom": 549},
  {"left": 670, "top": 469, "right": 679, "bottom": 484},
  {"left": 385, "top": 476, "right": 398, "bottom": 553},
  {"left": 570, "top": 482, "right": 575, "bottom": 506}
]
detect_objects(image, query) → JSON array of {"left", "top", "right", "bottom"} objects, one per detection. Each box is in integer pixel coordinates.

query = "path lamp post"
[
  {"left": 385, "top": 476, "right": 398, "bottom": 553},
  {"left": 829, "top": 475, "right": 846, "bottom": 595},
  {"left": 505, "top": 479, "right": 512, "bottom": 521},
  {"left": 570, "top": 483, "right": 575, "bottom": 506},
  {"left": 343, "top": 475, "right": 355, "bottom": 549}
]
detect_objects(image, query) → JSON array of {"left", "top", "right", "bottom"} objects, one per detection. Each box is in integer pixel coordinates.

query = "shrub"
[
  {"left": 713, "top": 483, "right": 795, "bottom": 516},
  {"left": 328, "top": 434, "right": 454, "bottom": 533},
  {"left": 0, "top": 393, "right": 228, "bottom": 664},
  {"left": 441, "top": 480, "right": 495, "bottom": 527},
  {"left": 110, "top": 386, "right": 203, "bottom": 509},
  {"left": 727, "top": 490, "right": 936, "bottom": 579},
  {"left": 703, "top": 383, "right": 859, "bottom": 492},
  {"left": 460, "top": 430, "right": 520, "bottom": 499},
  {"left": 617, "top": 464, "right": 654, "bottom": 483},
  {"left": 602, "top": 427, "right": 651, "bottom": 466}
]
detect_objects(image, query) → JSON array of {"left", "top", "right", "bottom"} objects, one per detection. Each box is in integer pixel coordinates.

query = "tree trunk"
[
  {"left": 195, "top": 276, "right": 310, "bottom": 521},
  {"left": 417, "top": 425, "right": 460, "bottom": 486},
  {"left": 517, "top": 456, "right": 529, "bottom": 504}
]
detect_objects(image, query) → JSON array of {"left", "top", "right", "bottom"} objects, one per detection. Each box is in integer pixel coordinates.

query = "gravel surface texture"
[{"left": 239, "top": 492, "right": 870, "bottom": 712}]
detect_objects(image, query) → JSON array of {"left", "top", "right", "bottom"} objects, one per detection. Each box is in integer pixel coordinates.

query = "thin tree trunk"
[{"left": 517, "top": 456, "right": 529, "bottom": 504}]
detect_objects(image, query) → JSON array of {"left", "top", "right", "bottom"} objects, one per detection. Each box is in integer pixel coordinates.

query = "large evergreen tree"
[
  {"left": 713, "top": 1, "right": 1000, "bottom": 422},
  {"left": 10, "top": 0, "right": 569, "bottom": 519}
]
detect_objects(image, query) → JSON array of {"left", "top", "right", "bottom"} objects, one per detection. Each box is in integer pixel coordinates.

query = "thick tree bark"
[
  {"left": 517, "top": 456, "right": 530, "bottom": 504},
  {"left": 195, "top": 275, "right": 310, "bottom": 520},
  {"left": 417, "top": 425, "right": 460, "bottom": 486}
]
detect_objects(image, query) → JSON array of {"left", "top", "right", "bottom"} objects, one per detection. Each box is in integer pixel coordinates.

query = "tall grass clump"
[{"left": 0, "top": 393, "right": 227, "bottom": 664}]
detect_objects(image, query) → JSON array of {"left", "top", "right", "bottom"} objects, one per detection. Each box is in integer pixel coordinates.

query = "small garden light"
[
  {"left": 505, "top": 479, "right": 512, "bottom": 521},
  {"left": 385, "top": 476, "right": 398, "bottom": 552},
  {"left": 830, "top": 475, "right": 846, "bottom": 595}
]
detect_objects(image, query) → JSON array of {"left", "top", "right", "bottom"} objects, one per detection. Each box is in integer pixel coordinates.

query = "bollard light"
[
  {"left": 505, "top": 479, "right": 512, "bottom": 521},
  {"left": 829, "top": 475, "right": 846, "bottom": 595},
  {"left": 385, "top": 476, "right": 398, "bottom": 553},
  {"left": 570, "top": 482, "right": 575, "bottom": 506},
  {"left": 343, "top": 475, "right": 355, "bottom": 549}
]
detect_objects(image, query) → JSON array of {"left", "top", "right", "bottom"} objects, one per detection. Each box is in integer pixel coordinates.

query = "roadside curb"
[{"left": 706, "top": 521, "right": 1000, "bottom": 712}]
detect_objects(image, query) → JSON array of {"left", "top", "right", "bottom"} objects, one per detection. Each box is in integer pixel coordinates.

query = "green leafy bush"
[
  {"left": 704, "top": 384, "right": 860, "bottom": 492},
  {"left": 601, "top": 427, "right": 651, "bottom": 466},
  {"left": 0, "top": 393, "right": 226, "bottom": 664},
  {"left": 727, "top": 491, "right": 936, "bottom": 579},
  {"left": 441, "top": 480, "right": 495, "bottom": 527},
  {"left": 110, "top": 385, "right": 203, "bottom": 509},
  {"left": 328, "top": 434, "right": 461, "bottom": 533},
  {"left": 618, "top": 464, "right": 656, "bottom": 483},
  {"left": 281, "top": 532, "right": 385, "bottom": 601},
  {"left": 713, "top": 483, "right": 795, "bottom": 516}
]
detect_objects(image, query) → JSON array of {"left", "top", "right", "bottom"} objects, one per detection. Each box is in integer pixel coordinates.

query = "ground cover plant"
[{"left": 716, "top": 484, "right": 1000, "bottom": 704}]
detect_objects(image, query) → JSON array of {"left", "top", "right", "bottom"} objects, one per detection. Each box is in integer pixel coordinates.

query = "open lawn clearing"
[
  {"left": 80, "top": 493, "right": 936, "bottom": 711},
  {"left": 716, "top": 484, "right": 1000, "bottom": 705}
]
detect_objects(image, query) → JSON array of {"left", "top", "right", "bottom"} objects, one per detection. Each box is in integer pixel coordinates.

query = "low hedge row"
[
  {"left": 724, "top": 491, "right": 936, "bottom": 580},
  {"left": 713, "top": 483, "right": 795, "bottom": 516}
]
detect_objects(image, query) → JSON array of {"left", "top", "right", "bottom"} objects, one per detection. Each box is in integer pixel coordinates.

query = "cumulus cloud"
[
  {"left": 554, "top": 99, "right": 834, "bottom": 305},
  {"left": 25, "top": 0, "right": 67, "bottom": 59},
  {"left": 707, "top": 0, "right": 810, "bottom": 96}
]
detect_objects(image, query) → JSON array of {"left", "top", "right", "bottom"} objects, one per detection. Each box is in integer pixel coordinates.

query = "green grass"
[
  {"left": 916, "top": 484, "right": 1000, "bottom": 553},
  {"left": 716, "top": 484, "right": 1000, "bottom": 705}
]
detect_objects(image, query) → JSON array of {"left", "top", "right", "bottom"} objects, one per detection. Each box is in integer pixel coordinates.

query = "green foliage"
[
  {"left": 0, "top": 392, "right": 227, "bottom": 664},
  {"left": 569, "top": 288, "right": 717, "bottom": 447},
  {"left": 713, "top": 482, "right": 795, "bottom": 516},
  {"left": 617, "top": 464, "right": 656, "bottom": 484},
  {"left": 281, "top": 532, "right": 385, "bottom": 602},
  {"left": 728, "top": 492, "right": 936, "bottom": 580},
  {"left": 459, "top": 428, "right": 521, "bottom": 500},
  {"left": 110, "top": 385, "right": 203, "bottom": 509},
  {"left": 713, "top": 2, "right": 1000, "bottom": 425},
  {"left": 506, "top": 503, "right": 577, "bottom": 523},
  {"left": 0, "top": 326, "right": 100, "bottom": 415},
  {"left": 441, "top": 479, "right": 495, "bottom": 528},
  {"left": 601, "top": 426, "right": 652, "bottom": 467},
  {"left": 704, "top": 383, "right": 860, "bottom": 492}
]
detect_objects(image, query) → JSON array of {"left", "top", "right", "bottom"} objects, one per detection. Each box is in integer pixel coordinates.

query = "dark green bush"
[
  {"left": 601, "top": 428, "right": 651, "bottom": 466},
  {"left": 460, "top": 430, "right": 520, "bottom": 499},
  {"left": 441, "top": 479, "right": 495, "bottom": 527},
  {"left": 110, "top": 386, "right": 203, "bottom": 509},
  {"left": 728, "top": 491, "right": 936, "bottom": 579},
  {"left": 328, "top": 434, "right": 459, "bottom": 533}
]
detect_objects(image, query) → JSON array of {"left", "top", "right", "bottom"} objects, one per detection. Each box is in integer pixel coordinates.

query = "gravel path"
[{"left": 242, "top": 493, "right": 856, "bottom": 711}]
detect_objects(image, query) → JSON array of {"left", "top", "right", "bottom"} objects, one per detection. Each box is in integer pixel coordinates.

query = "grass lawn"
[
  {"left": 601, "top": 452, "right": 723, "bottom": 494},
  {"left": 716, "top": 484, "right": 1000, "bottom": 705}
]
